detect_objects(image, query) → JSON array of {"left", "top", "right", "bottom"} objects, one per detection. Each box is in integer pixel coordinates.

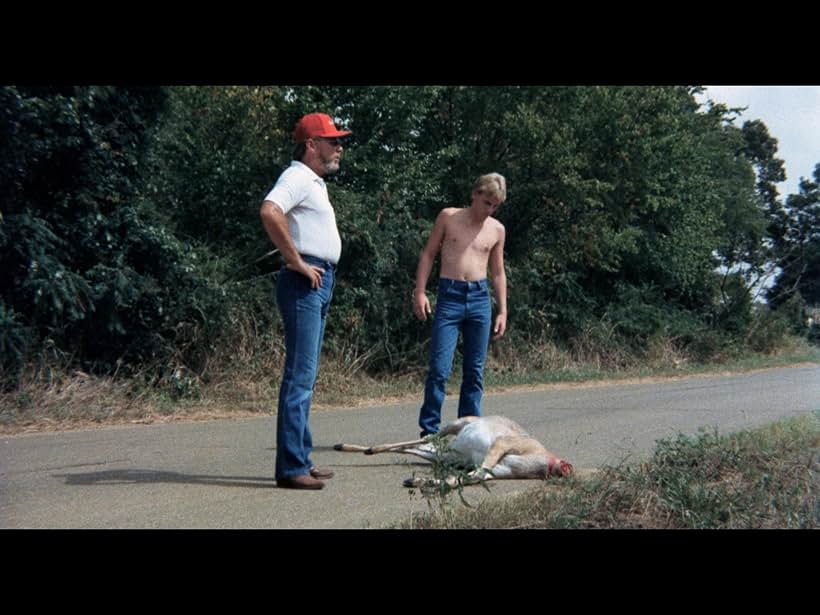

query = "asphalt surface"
[{"left": 1, "top": 364, "right": 817, "bottom": 528}]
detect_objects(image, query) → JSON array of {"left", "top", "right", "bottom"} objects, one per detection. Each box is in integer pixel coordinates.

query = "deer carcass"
[{"left": 334, "top": 415, "right": 573, "bottom": 487}]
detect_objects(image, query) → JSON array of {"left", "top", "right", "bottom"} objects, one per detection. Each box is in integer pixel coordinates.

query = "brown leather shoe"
[
  {"left": 310, "top": 466, "right": 335, "bottom": 479},
  {"left": 277, "top": 474, "right": 325, "bottom": 490}
]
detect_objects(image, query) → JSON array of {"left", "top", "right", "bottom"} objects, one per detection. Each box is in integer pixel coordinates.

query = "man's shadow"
[
  {"left": 53, "top": 469, "right": 278, "bottom": 489},
  {"left": 53, "top": 448, "right": 429, "bottom": 488}
]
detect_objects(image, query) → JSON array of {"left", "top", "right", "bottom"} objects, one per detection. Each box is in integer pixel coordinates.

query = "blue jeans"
[
  {"left": 418, "top": 278, "right": 492, "bottom": 436},
  {"left": 275, "top": 255, "right": 335, "bottom": 480}
]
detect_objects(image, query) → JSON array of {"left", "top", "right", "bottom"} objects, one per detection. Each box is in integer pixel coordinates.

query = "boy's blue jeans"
[
  {"left": 275, "top": 255, "right": 335, "bottom": 480},
  {"left": 418, "top": 278, "right": 492, "bottom": 436}
]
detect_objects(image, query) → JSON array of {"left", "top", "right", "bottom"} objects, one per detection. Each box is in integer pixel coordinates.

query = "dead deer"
[{"left": 334, "top": 415, "right": 573, "bottom": 488}]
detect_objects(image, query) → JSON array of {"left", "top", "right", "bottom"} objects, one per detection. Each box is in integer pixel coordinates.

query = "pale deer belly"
[
  {"left": 451, "top": 430, "right": 492, "bottom": 466},
  {"left": 450, "top": 419, "right": 516, "bottom": 466}
]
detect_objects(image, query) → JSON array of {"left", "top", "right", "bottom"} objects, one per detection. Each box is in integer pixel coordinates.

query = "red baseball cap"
[{"left": 292, "top": 113, "right": 352, "bottom": 143}]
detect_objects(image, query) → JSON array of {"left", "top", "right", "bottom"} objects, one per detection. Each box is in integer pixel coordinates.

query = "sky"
[{"left": 698, "top": 86, "right": 820, "bottom": 200}]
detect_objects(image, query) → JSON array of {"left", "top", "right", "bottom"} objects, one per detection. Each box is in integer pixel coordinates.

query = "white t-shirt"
[{"left": 264, "top": 161, "right": 342, "bottom": 264}]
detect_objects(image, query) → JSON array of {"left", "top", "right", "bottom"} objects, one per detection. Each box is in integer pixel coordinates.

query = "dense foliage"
[
  {"left": 1, "top": 85, "right": 817, "bottom": 386},
  {"left": 0, "top": 86, "right": 175, "bottom": 378}
]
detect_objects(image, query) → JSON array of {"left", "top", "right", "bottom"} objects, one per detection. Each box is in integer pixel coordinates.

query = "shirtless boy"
[{"left": 413, "top": 173, "right": 507, "bottom": 437}]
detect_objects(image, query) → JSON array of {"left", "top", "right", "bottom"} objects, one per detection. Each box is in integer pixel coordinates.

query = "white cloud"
[{"left": 699, "top": 86, "right": 820, "bottom": 199}]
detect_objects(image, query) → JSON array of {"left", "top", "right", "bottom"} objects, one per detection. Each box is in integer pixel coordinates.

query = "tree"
[
  {"left": 3, "top": 85, "right": 795, "bottom": 384},
  {"left": 767, "top": 163, "right": 820, "bottom": 308}
]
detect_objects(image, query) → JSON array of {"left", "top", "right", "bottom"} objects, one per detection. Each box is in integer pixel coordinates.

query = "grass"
[
  {"left": 483, "top": 335, "right": 820, "bottom": 389},
  {"left": 1, "top": 339, "right": 817, "bottom": 434},
  {"left": 394, "top": 413, "right": 819, "bottom": 529}
]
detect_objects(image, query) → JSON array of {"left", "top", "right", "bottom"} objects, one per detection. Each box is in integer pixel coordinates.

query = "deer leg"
[
  {"left": 333, "top": 437, "right": 429, "bottom": 454},
  {"left": 464, "top": 436, "right": 544, "bottom": 482},
  {"left": 333, "top": 443, "right": 369, "bottom": 452},
  {"left": 365, "top": 438, "right": 431, "bottom": 455},
  {"left": 479, "top": 436, "right": 522, "bottom": 470},
  {"left": 347, "top": 417, "right": 476, "bottom": 454},
  {"left": 354, "top": 419, "right": 481, "bottom": 454}
]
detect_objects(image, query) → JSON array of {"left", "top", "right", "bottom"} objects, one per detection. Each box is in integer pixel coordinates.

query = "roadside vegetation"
[
  {"left": 2, "top": 86, "right": 819, "bottom": 432},
  {"left": 1, "top": 337, "right": 816, "bottom": 434},
  {"left": 394, "top": 412, "right": 819, "bottom": 529}
]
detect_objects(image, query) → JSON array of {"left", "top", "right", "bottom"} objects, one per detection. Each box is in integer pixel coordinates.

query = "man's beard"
[{"left": 322, "top": 157, "right": 340, "bottom": 175}]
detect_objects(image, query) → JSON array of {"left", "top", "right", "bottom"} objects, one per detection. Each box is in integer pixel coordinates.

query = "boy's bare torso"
[{"left": 438, "top": 207, "right": 503, "bottom": 281}]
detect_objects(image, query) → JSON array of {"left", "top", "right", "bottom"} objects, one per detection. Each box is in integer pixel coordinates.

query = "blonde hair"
[{"left": 472, "top": 172, "right": 507, "bottom": 203}]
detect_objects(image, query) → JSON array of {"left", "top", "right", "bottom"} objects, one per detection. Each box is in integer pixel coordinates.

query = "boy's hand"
[
  {"left": 413, "top": 291, "right": 432, "bottom": 321},
  {"left": 492, "top": 313, "right": 507, "bottom": 340}
]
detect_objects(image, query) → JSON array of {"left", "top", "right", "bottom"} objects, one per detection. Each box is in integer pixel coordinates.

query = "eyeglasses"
[{"left": 313, "top": 137, "right": 345, "bottom": 147}]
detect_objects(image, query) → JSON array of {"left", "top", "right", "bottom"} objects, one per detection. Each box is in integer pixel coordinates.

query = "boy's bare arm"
[
  {"left": 413, "top": 210, "right": 450, "bottom": 321},
  {"left": 489, "top": 225, "right": 507, "bottom": 339}
]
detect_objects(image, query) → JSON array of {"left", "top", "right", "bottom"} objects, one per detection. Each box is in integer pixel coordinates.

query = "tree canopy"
[{"left": 1, "top": 85, "right": 815, "bottom": 386}]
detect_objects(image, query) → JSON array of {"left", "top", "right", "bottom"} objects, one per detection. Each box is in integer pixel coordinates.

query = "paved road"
[{"left": 1, "top": 364, "right": 817, "bottom": 528}]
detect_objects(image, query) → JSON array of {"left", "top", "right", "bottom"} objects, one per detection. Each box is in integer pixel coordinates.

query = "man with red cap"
[{"left": 260, "top": 113, "right": 352, "bottom": 490}]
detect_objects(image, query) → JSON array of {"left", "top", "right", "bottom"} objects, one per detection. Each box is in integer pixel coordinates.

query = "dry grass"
[
  {"left": 1, "top": 334, "right": 816, "bottom": 435},
  {"left": 0, "top": 352, "right": 424, "bottom": 434},
  {"left": 485, "top": 332, "right": 692, "bottom": 383}
]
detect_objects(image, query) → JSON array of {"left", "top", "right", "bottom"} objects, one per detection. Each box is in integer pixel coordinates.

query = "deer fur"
[{"left": 335, "top": 415, "right": 573, "bottom": 487}]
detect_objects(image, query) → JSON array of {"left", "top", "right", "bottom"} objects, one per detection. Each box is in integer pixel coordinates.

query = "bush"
[
  {"left": 0, "top": 86, "right": 172, "bottom": 374},
  {"left": 748, "top": 307, "right": 792, "bottom": 354},
  {"left": 0, "top": 303, "right": 29, "bottom": 385}
]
